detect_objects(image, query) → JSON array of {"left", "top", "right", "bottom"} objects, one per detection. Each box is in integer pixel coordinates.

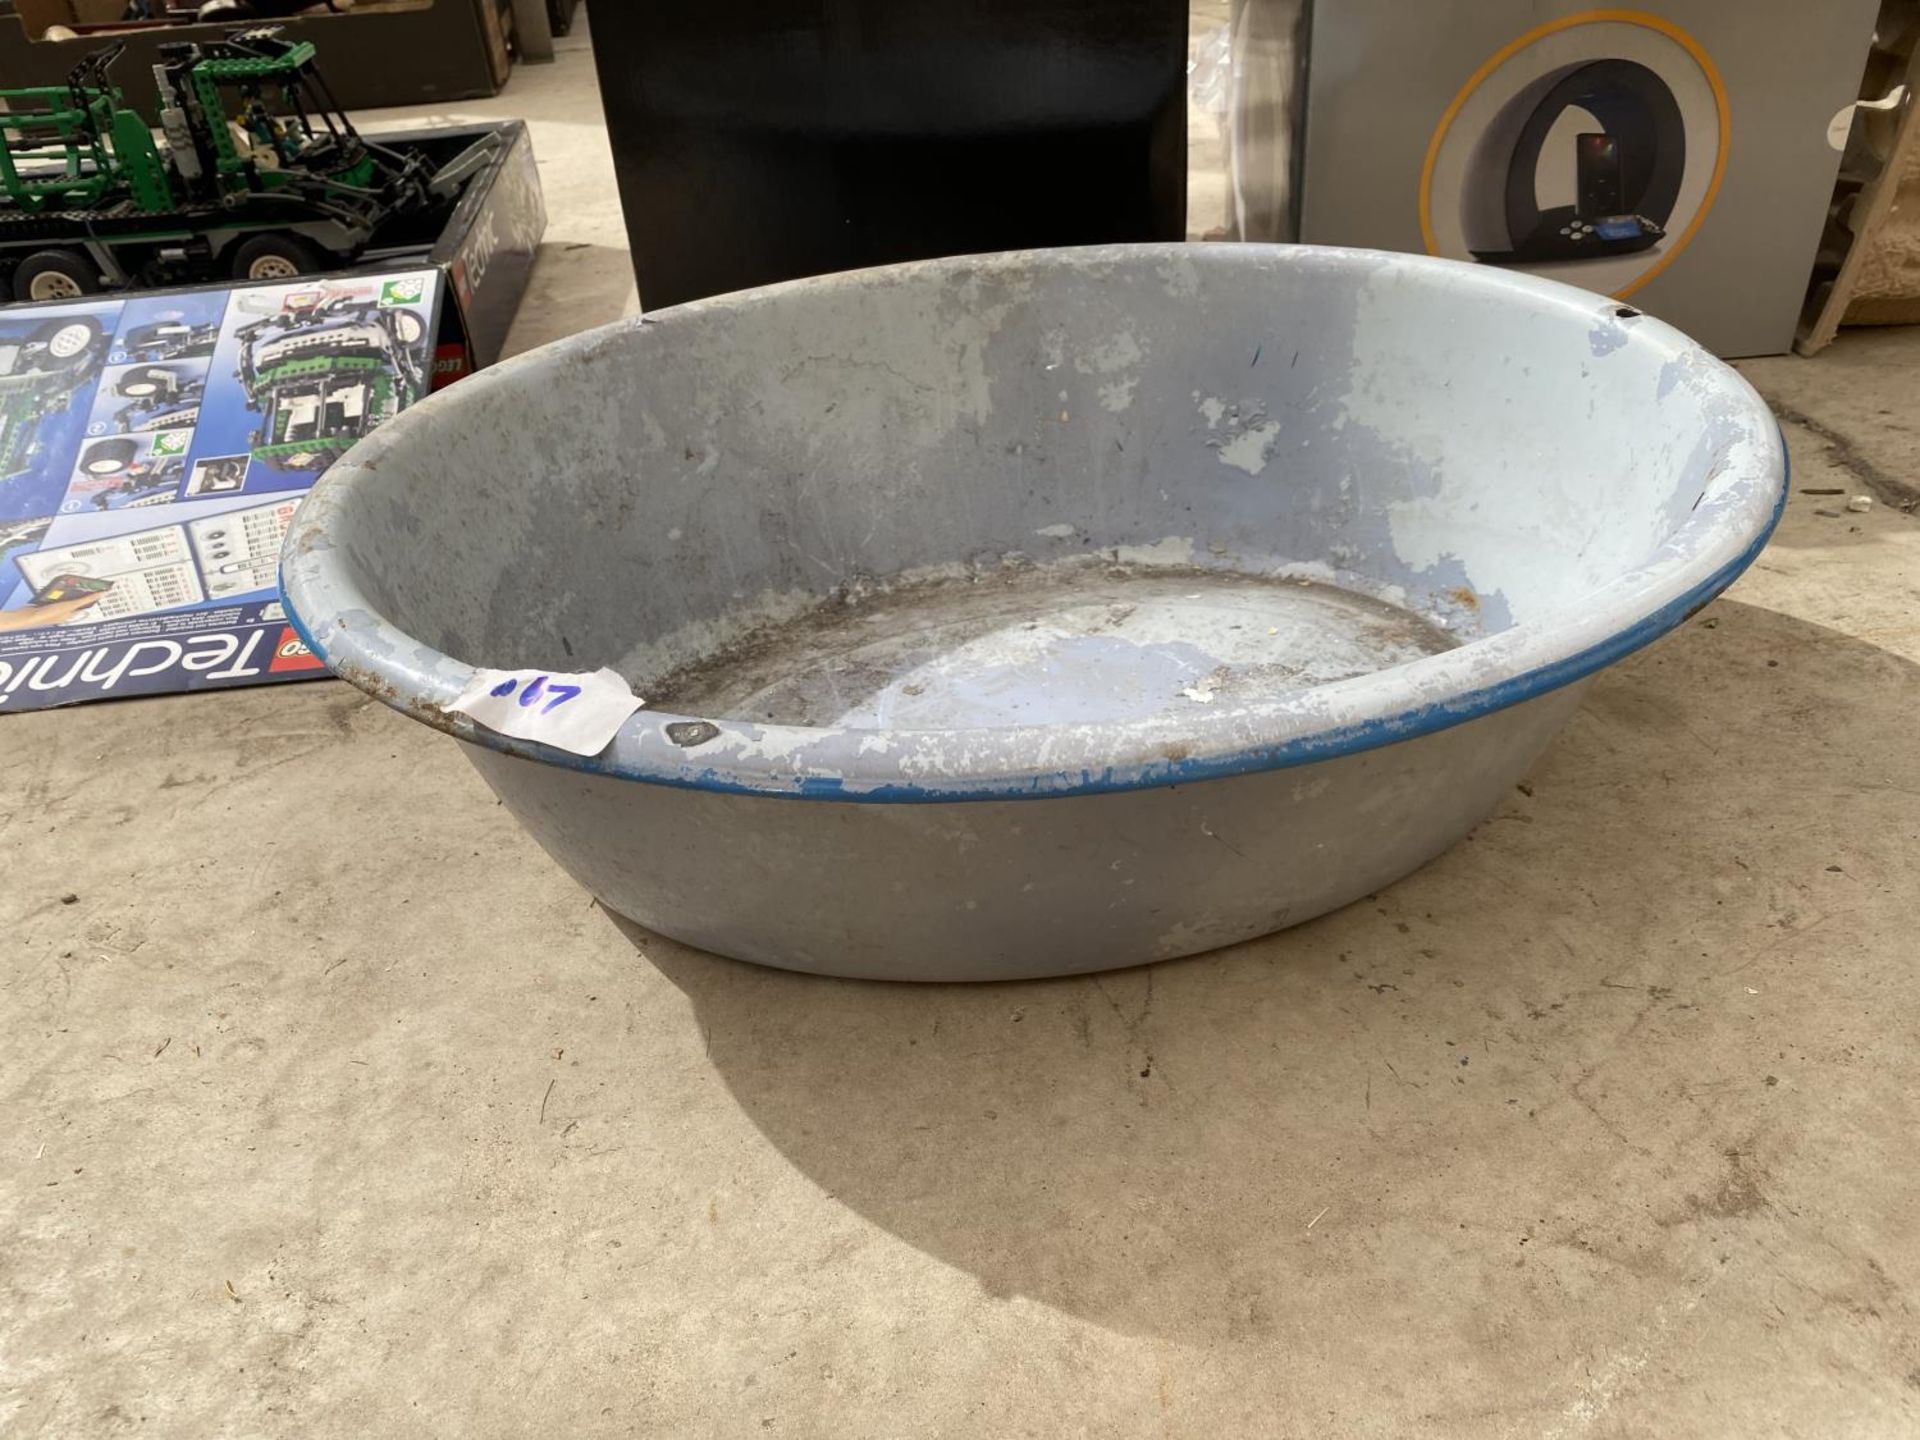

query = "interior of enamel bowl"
[{"left": 287, "top": 244, "right": 1781, "bottom": 792}]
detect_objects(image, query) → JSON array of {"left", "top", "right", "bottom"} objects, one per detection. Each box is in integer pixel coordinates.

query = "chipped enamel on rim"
[{"left": 281, "top": 245, "right": 1786, "bottom": 803}]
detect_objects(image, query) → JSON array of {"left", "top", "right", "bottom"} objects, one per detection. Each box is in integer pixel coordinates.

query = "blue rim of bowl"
[{"left": 282, "top": 429, "right": 1785, "bottom": 804}]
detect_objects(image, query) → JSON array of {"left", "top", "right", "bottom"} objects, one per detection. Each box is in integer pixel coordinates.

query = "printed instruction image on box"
[{"left": 0, "top": 268, "right": 440, "bottom": 710}]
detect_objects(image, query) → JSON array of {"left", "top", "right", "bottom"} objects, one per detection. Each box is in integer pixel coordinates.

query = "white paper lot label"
[{"left": 450, "top": 667, "right": 643, "bottom": 756}]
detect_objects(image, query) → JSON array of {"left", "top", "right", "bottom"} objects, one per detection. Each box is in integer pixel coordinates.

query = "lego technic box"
[{"left": 0, "top": 268, "right": 440, "bottom": 710}]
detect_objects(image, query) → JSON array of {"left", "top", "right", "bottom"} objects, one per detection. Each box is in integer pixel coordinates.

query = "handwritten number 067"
[{"left": 487, "top": 674, "right": 582, "bottom": 714}]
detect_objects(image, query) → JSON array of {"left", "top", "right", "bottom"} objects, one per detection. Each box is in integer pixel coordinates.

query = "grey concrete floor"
[{"left": 6, "top": 21, "right": 1920, "bottom": 1440}]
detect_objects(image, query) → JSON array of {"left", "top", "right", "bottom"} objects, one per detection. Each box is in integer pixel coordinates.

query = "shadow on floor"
[{"left": 608, "top": 598, "right": 1919, "bottom": 1348}]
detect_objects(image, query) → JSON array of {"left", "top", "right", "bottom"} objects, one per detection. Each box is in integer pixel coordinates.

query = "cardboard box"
[
  {"left": 399, "top": 120, "right": 547, "bottom": 372},
  {"left": 0, "top": 270, "right": 441, "bottom": 710},
  {"left": 3, "top": 0, "right": 513, "bottom": 112},
  {"left": 0, "top": 119, "right": 543, "bottom": 711},
  {"left": 1298, "top": 0, "right": 1880, "bottom": 356}
]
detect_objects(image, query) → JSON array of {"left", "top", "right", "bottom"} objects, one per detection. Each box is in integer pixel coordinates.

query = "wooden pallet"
[{"left": 1797, "top": 0, "right": 1920, "bottom": 353}]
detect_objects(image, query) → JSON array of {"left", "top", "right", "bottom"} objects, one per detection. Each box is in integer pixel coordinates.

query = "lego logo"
[{"left": 269, "top": 627, "right": 327, "bottom": 673}]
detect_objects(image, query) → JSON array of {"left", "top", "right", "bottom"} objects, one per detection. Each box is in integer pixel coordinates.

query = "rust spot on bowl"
[{"left": 1448, "top": 586, "right": 1480, "bottom": 613}]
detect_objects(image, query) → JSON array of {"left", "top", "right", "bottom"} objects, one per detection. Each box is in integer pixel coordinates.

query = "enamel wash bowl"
[{"left": 282, "top": 245, "right": 1784, "bottom": 981}]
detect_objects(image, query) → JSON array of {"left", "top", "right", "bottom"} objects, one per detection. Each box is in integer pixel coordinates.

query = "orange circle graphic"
[{"left": 1415, "top": 9, "right": 1731, "bottom": 300}]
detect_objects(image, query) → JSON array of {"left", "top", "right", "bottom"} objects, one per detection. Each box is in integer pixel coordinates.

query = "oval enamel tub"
[{"left": 282, "top": 244, "right": 1785, "bottom": 981}]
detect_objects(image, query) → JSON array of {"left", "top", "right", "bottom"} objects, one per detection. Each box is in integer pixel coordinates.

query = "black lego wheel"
[
  {"left": 117, "top": 367, "right": 174, "bottom": 398},
  {"left": 13, "top": 249, "right": 100, "bottom": 303},
  {"left": 231, "top": 233, "right": 330, "bottom": 283},
  {"left": 80, "top": 438, "right": 139, "bottom": 477}
]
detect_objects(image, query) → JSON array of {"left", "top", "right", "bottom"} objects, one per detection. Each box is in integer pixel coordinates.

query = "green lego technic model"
[{"left": 0, "top": 29, "right": 493, "bottom": 302}]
